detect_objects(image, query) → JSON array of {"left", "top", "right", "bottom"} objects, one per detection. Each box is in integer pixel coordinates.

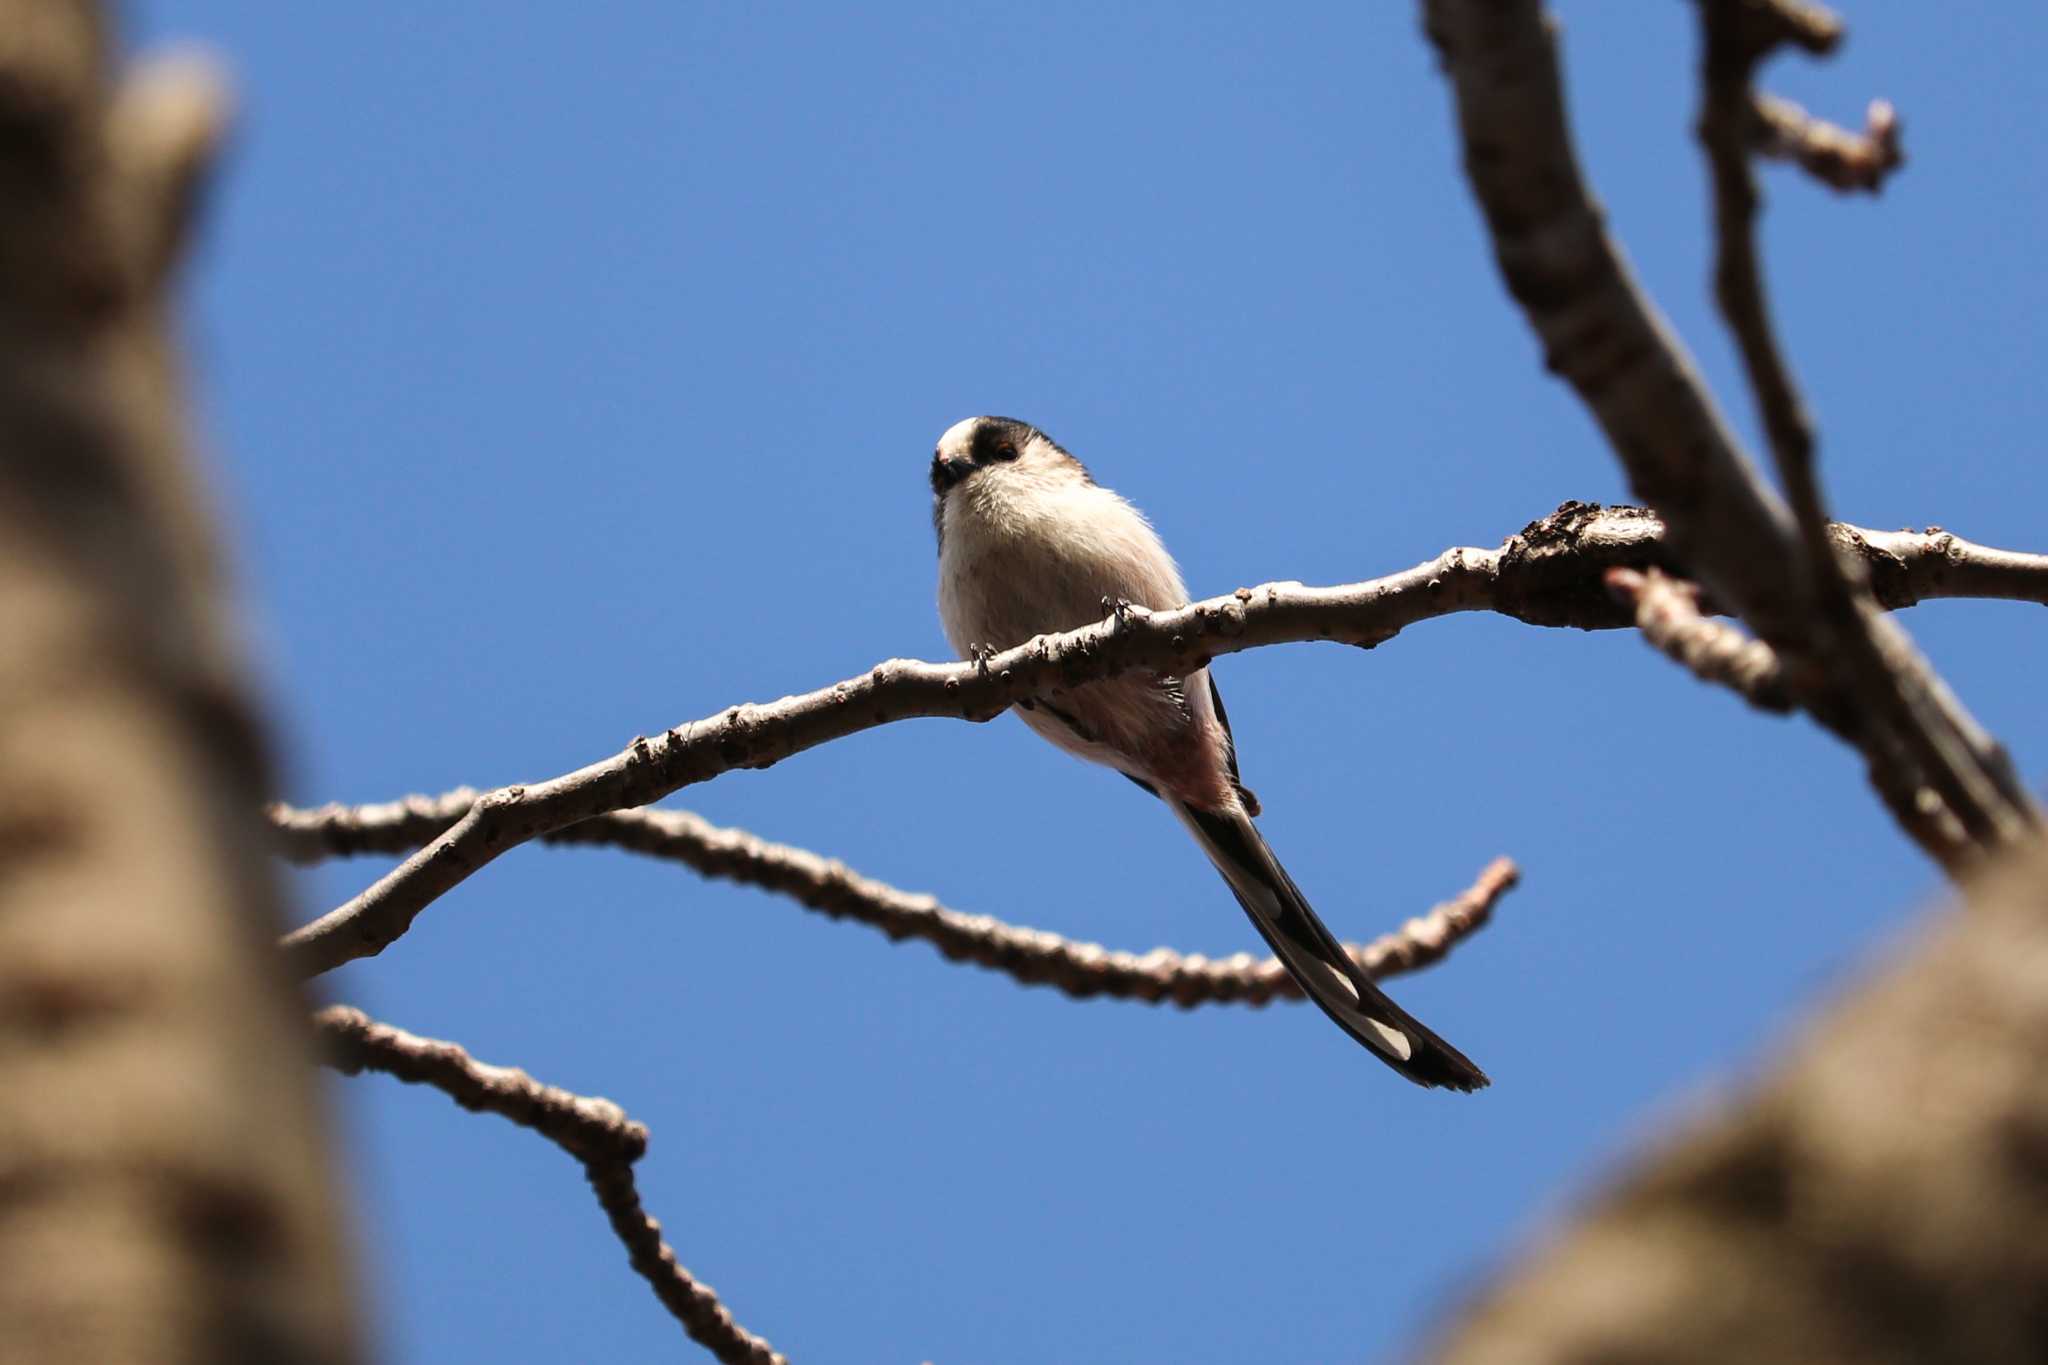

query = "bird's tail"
[{"left": 1171, "top": 801, "right": 1489, "bottom": 1091}]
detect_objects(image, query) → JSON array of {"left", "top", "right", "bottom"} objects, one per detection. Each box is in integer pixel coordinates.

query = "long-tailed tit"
[{"left": 930, "top": 416, "right": 1487, "bottom": 1091}]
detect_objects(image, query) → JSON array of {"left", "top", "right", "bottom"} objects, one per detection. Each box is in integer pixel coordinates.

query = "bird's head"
[{"left": 929, "top": 415, "right": 1082, "bottom": 497}]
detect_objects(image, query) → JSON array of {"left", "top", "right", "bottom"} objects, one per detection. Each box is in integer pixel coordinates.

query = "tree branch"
[
  {"left": 315, "top": 1007, "right": 784, "bottom": 1365},
  {"left": 1419, "top": 3, "right": 1808, "bottom": 643},
  {"left": 1606, "top": 567, "right": 1791, "bottom": 712},
  {"left": 1608, "top": 553, "right": 1976, "bottom": 859},
  {"left": 1750, "top": 93, "right": 1901, "bottom": 192},
  {"left": 272, "top": 794, "right": 1515, "bottom": 1003},
  {"left": 1844, "top": 523, "right": 2048, "bottom": 611},
  {"left": 278, "top": 503, "right": 2048, "bottom": 977},
  {"left": 1700, "top": 2, "right": 1824, "bottom": 492},
  {"left": 1421, "top": 0, "right": 2038, "bottom": 871},
  {"left": 1697, "top": 0, "right": 2037, "bottom": 855}
]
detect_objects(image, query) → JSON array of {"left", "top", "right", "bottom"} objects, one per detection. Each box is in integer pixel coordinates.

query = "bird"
[{"left": 929, "top": 415, "right": 1487, "bottom": 1091}]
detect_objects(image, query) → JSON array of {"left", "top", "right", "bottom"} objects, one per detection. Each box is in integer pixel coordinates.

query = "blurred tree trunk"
[
  {"left": 0, "top": 4, "right": 360, "bottom": 1362},
  {"left": 1428, "top": 838, "right": 2048, "bottom": 1365}
]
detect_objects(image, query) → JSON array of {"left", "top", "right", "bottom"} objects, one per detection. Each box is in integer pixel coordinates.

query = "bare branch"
[
  {"left": 1720, "top": 0, "right": 1846, "bottom": 55},
  {"left": 1700, "top": 3, "right": 1824, "bottom": 481},
  {"left": 1751, "top": 94, "right": 1902, "bottom": 192},
  {"left": 1696, "top": 0, "right": 2037, "bottom": 854},
  {"left": 278, "top": 502, "right": 2048, "bottom": 977},
  {"left": 1606, "top": 553, "right": 1966, "bottom": 857},
  {"left": 1426, "top": 838, "right": 2048, "bottom": 1365},
  {"left": 1847, "top": 524, "right": 2048, "bottom": 611},
  {"left": 582, "top": 1164, "right": 784, "bottom": 1365},
  {"left": 316, "top": 1007, "right": 785, "bottom": 1365},
  {"left": 1606, "top": 567, "right": 1791, "bottom": 711},
  {"left": 1421, "top": 0, "right": 2037, "bottom": 870},
  {"left": 316, "top": 1005, "right": 644, "bottom": 1164},
  {"left": 275, "top": 796, "right": 1514, "bottom": 1003},
  {"left": 1342, "top": 856, "right": 1521, "bottom": 984},
  {"left": 1419, "top": 2, "right": 1810, "bottom": 646}
]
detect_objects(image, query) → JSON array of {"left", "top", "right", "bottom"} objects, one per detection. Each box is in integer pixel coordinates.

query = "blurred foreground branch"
[
  {"left": 1750, "top": 92, "right": 1901, "bottom": 192},
  {"left": 0, "top": 5, "right": 357, "bottom": 1360},
  {"left": 1428, "top": 838, "right": 2048, "bottom": 1364},
  {"left": 1607, "top": 566, "right": 1792, "bottom": 712},
  {"left": 1696, "top": 0, "right": 2034, "bottom": 858}
]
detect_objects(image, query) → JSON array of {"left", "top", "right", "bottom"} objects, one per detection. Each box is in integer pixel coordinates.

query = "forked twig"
[{"left": 317, "top": 1006, "right": 785, "bottom": 1365}]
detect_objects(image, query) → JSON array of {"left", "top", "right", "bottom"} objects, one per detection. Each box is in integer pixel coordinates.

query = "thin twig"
[
  {"left": 316, "top": 1005, "right": 646, "bottom": 1163},
  {"left": 1421, "top": 0, "right": 2037, "bottom": 872},
  {"left": 1696, "top": 0, "right": 2038, "bottom": 852},
  {"left": 1700, "top": 4, "right": 1822, "bottom": 477},
  {"left": 1420, "top": 3, "right": 1811, "bottom": 646},
  {"left": 277, "top": 502, "right": 2048, "bottom": 977},
  {"left": 316, "top": 1006, "right": 785, "bottom": 1365},
  {"left": 1730, "top": 0, "right": 1846, "bottom": 54},
  {"left": 1750, "top": 93, "right": 1902, "bottom": 192},
  {"left": 1606, "top": 567, "right": 1790, "bottom": 711},
  {"left": 275, "top": 796, "right": 1515, "bottom": 1004}
]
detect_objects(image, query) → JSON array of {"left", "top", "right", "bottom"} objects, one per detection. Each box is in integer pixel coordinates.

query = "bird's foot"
[{"left": 1101, "top": 595, "right": 1143, "bottom": 629}]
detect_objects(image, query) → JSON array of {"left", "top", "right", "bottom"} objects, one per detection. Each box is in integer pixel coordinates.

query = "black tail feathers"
[{"left": 1175, "top": 802, "right": 1489, "bottom": 1092}]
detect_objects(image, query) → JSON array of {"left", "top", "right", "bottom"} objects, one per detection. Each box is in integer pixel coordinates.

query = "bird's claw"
[
  {"left": 1102, "top": 595, "right": 1141, "bottom": 628},
  {"left": 969, "top": 643, "right": 997, "bottom": 678}
]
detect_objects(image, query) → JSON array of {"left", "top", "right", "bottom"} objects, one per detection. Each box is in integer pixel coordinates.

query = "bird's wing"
[{"left": 1203, "top": 673, "right": 1259, "bottom": 816}]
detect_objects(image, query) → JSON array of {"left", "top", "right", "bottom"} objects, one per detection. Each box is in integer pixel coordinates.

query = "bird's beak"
[{"left": 930, "top": 451, "right": 973, "bottom": 492}]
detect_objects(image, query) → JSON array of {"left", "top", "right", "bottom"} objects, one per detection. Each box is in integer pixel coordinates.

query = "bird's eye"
[{"left": 994, "top": 442, "right": 1019, "bottom": 462}]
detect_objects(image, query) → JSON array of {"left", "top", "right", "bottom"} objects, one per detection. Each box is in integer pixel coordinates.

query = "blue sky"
[{"left": 129, "top": 3, "right": 2048, "bottom": 1361}]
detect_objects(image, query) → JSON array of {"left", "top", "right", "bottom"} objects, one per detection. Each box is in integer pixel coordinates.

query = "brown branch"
[
  {"left": 1846, "top": 524, "right": 2048, "bottom": 611},
  {"left": 1697, "top": 0, "right": 2037, "bottom": 856},
  {"left": 1606, "top": 567, "right": 1791, "bottom": 711},
  {"left": 278, "top": 502, "right": 2048, "bottom": 977},
  {"left": 1712, "top": 0, "right": 1843, "bottom": 55},
  {"left": 316, "top": 1005, "right": 645, "bottom": 1164},
  {"left": 1723, "top": 0, "right": 1846, "bottom": 55},
  {"left": 315, "top": 1007, "right": 785, "bottom": 1365},
  {"left": 274, "top": 794, "right": 1515, "bottom": 1003},
  {"left": 1751, "top": 93, "right": 1901, "bottom": 192},
  {"left": 1426, "top": 837, "right": 2048, "bottom": 1365},
  {"left": 1420, "top": 3, "right": 1810, "bottom": 646},
  {"left": 1421, "top": 0, "right": 2037, "bottom": 872},
  {"left": 1700, "top": 3, "right": 1824, "bottom": 483}
]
